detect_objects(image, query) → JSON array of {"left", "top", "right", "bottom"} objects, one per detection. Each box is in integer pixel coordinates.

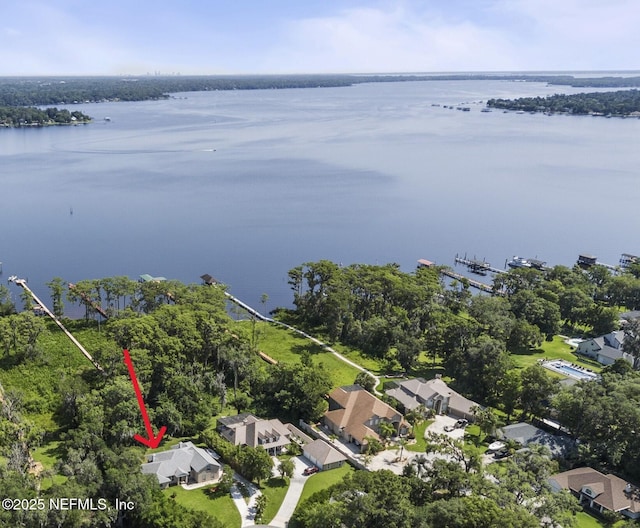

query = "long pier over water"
[{"left": 8, "top": 277, "right": 104, "bottom": 372}]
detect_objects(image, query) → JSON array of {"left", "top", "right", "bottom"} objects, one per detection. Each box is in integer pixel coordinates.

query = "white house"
[{"left": 576, "top": 330, "right": 634, "bottom": 367}]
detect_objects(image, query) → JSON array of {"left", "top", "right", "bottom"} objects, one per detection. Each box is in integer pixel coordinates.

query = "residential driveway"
[
  {"left": 269, "top": 456, "right": 310, "bottom": 528},
  {"left": 427, "top": 414, "right": 467, "bottom": 441},
  {"left": 231, "top": 473, "right": 262, "bottom": 528},
  {"left": 365, "top": 447, "right": 418, "bottom": 474}
]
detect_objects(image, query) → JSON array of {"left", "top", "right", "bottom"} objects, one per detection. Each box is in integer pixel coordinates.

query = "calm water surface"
[{"left": 2, "top": 79, "right": 639, "bottom": 311}]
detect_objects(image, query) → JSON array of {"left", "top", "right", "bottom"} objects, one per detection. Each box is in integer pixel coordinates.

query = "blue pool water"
[{"left": 544, "top": 361, "right": 597, "bottom": 381}]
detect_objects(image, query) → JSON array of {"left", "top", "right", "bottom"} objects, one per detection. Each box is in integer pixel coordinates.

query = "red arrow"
[{"left": 123, "top": 349, "right": 167, "bottom": 449}]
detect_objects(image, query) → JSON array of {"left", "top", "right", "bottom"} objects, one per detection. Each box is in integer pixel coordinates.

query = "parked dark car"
[{"left": 303, "top": 466, "right": 319, "bottom": 476}]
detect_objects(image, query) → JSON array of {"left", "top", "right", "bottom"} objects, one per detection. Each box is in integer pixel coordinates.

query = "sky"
[{"left": 1, "top": 0, "right": 639, "bottom": 76}]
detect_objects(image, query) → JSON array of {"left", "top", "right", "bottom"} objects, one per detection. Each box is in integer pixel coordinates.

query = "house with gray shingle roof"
[
  {"left": 217, "top": 413, "right": 292, "bottom": 455},
  {"left": 497, "top": 423, "right": 573, "bottom": 458},
  {"left": 385, "top": 377, "right": 478, "bottom": 420},
  {"left": 141, "top": 441, "right": 221, "bottom": 488},
  {"left": 576, "top": 330, "right": 635, "bottom": 367},
  {"left": 303, "top": 439, "right": 347, "bottom": 471}
]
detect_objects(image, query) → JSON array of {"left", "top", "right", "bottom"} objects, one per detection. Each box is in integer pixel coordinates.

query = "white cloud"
[
  {"left": 0, "top": 0, "right": 639, "bottom": 74},
  {"left": 263, "top": 6, "right": 520, "bottom": 72},
  {"left": 262, "top": 1, "right": 640, "bottom": 73}
]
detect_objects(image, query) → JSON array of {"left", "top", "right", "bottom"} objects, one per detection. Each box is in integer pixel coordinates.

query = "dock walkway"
[
  {"left": 9, "top": 277, "right": 104, "bottom": 372},
  {"left": 206, "top": 277, "right": 383, "bottom": 394},
  {"left": 68, "top": 283, "right": 109, "bottom": 319},
  {"left": 418, "top": 260, "right": 498, "bottom": 295},
  {"left": 454, "top": 255, "right": 506, "bottom": 275}
]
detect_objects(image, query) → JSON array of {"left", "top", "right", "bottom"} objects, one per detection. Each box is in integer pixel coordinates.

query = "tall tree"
[
  {"left": 623, "top": 318, "right": 640, "bottom": 369},
  {"left": 520, "top": 364, "right": 560, "bottom": 419},
  {"left": 46, "top": 277, "right": 66, "bottom": 318}
]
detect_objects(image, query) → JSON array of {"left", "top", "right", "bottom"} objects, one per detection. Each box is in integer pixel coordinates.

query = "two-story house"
[{"left": 323, "top": 384, "right": 406, "bottom": 453}]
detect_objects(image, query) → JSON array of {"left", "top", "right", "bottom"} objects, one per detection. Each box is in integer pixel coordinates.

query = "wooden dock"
[
  {"left": 68, "top": 283, "right": 109, "bottom": 319},
  {"left": 9, "top": 277, "right": 104, "bottom": 372},
  {"left": 441, "top": 267, "right": 496, "bottom": 294},
  {"left": 454, "top": 254, "right": 506, "bottom": 275},
  {"left": 418, "top": 259, "right": 498, "bottom": 294}
]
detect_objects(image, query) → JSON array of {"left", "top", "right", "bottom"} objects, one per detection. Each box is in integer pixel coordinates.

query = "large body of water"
[{"left": 2, "top": 78, "right": 639, "bottom": 313}]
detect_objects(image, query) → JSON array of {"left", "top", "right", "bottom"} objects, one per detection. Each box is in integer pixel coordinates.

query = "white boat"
[
  {"left": 508, "top": 256, "right": 531, "bottom": 269},
  {"left": 488, "top": 441, "right": 506, "bottom": 452}
]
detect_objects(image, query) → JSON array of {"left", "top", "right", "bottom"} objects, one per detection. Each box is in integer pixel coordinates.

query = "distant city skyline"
[{"left": 1, "top": 0, "right": 639, "bottom": 76}]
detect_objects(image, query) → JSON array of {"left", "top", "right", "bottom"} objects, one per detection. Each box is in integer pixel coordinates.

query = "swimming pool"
[{"left": 542, "top": 360, "right": 598, "bottom": 381}]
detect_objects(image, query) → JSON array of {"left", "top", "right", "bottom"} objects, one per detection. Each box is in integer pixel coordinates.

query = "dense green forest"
[
  {"left": 281, "top": 260, "right": 640, "bottom": 479},
  {"left": 1, "top": 259, "right": 640, "bottom": 527},
  {"left": 487, "top": 89, "right": 640, "bottom": 116},
  {"left": 0, "top": 106, "right": 91, "bottom": 127},
  {"left": 1, "top": 74, "right": 640, "bottom": 108}
]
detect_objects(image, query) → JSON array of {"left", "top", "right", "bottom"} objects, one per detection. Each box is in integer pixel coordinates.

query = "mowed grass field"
[
  {"left": 296, "top": 464, "right": 355, "bottom": 506},
  {"left": 163, "top": 485, "right": 241, "bottom": 527},
  {"left": 245, "top": 321, "right": 365, "bottom": 388},
  {"left": 510, "top": 335, "right": 602, "bottom": 373}
]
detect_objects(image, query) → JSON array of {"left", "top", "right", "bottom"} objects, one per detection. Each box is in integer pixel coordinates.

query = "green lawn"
[
  {"left": 573, "top": 510, "right": 628, "bottom": 528},
  {"left": 31, "top": 440, "right": 68, "bottom": 490},
  {"left": 406, "top": 420, "right": 434, "bottom": 452},
  {"left": 510, "top": 335, "right": 602, "bottom": 372},
  {"left": 296, "top": 464, "right": 355, "bottom": 506},
  {"left": 260, "top": 476, "right": 290, "bottom": 524},
  {"left": 246, "top": 322, "right": 363, "bottom": 388},
  {"left": 163, "top": 485, "right": 241, "bottom": 527}
]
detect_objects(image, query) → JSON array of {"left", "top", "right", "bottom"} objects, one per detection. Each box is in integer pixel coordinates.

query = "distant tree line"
[
  {"left": 2, "top": 75, "right": 640, "bottom": 108},
  {"left": 0, "top": 106, "right": 91, "bottom": 127},
  {"left": 487, "top": 89, "right": 640, "bottom": 116}
]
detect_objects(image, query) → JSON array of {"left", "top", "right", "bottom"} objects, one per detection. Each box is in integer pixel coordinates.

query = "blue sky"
[{"left": 1, "top": 0, "right": 638, "bottom": 75}]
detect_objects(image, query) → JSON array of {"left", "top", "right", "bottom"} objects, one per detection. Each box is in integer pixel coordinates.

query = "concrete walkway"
[
  {"left": 269, "top": 457, "right": 309, "bottom": 528},
  {"left": 231, "top": 473, "right": 262, "bottom": 528}
]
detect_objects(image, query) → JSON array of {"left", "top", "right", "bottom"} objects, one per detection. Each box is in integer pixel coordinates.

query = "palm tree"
[
  {"left": 378, "top": 421, "right": 396, "bottom": 445},
  {"left": 412, "top": 454, "right": 429, "bottom": 478},
  {"left": 396, "top": 437, "right": 408, "bottom": 462}
]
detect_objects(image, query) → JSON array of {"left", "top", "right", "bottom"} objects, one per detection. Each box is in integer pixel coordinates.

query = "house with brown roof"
[
  {"left": 324, "top": 385, "right": 406, "bottom": 453},
  {"left": 550, "top": 467, "right": 640, "bottom": 520},
  {"left": 385, "top": 377, "right": 479, "bottom": 420},
  {"left": 216, "top": 413, "right": 292, "bottom": 455}
]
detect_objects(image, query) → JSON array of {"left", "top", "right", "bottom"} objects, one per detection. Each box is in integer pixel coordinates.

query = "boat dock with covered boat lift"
[
  {"left": 454, "top": 254, "right": 507, "bottom": 276},
  {"left": 418, "top": 259, "right": 497, "bottom": 294}
]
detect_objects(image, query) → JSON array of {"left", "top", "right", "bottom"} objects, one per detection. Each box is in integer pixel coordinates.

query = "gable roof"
[
  {"left": 385, "top": 377, "right": 478, "bottom": 416},
  {"left": 303, "top": 439, "right": 347, "bottom": 467},
  {"left": 141, "top": 441, "right": 220, "bottom": 485},
  {"left": 550, "top": 467, "right": 640, "bottom": 514},
  {"left": 217, "top": 414, "right": 291, "bottom": 449}
]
